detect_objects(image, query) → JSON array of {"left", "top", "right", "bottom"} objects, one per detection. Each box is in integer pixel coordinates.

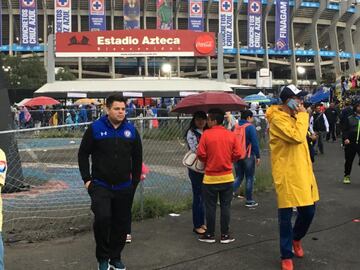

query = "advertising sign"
[
  {"left": 157, "top": 0, "right": 173, "bottom": 30},
  {"left": 55, "top": 0, "right": 72, "bottom": 33},
  {"left": 275, "top": 0, "right": 289, "bottom": 50},
  {"left": 89, "top": 0, "right": 106, "bottom": 31},
  {"left": 123, "top": 0, "right": 140, "bottom": 30},
  {"left": 247, "top": 0, "right": 262, "bottom": 49},
  {"left": 56, "top": 30, "right": 216, "bottom": 57},
  {"left": 219, "top": 0, "right": 234, "bottom": 49},
  {"left": 188, "top": 0, "right": 204, "bottom": 32},
  {"left": 20, "top": 0, "right": 38, "bottom": 46}
]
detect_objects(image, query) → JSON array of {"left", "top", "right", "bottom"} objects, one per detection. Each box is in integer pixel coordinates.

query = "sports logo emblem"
[{"left": 124, "top": 130, "right": 132, "bottom": 138}]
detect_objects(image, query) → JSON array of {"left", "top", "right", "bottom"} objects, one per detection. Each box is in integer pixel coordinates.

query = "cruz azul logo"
[
  {"left": 249, "top": 0, "right": 261, "bottom": 14},
  {"left": 190, "top": 3, "right": 202, "bottom": 15},
  {"left": 56, "top": 0, "right": 70, "bottom": 8},
  {"left": 22, "top": 0, "right": 36, "bottom": 8},
  {"left": 91, "top": 0, "right": 104, "bottom": 13},
  {"left": 220, "top": 0, "right": 233, "bottom": 12},
  {"left": 124, "top": 130, "right": 132, "bottom": 138}
]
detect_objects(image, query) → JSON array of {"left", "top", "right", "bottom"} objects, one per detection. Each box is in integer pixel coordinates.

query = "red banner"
[{"left": 55, "top": 30, "right": 216, "bottom": 57}]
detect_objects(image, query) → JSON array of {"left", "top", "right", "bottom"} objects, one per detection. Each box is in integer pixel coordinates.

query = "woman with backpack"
[{"left": 186, "top": 111, "right": 208, "bottom": 235}]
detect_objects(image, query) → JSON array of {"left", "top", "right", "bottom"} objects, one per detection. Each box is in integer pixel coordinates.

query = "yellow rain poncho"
[{"left": 266, "top": 105, "right": 319, "bottom": 208}]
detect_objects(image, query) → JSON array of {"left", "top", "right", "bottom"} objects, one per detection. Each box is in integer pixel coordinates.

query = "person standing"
[
  {"left": 325, "top": 102, "right": 339, "bottom": 142},
  {"left": 197, "top": 108, "right": 242, "bottom": 244},
  {"left": 186, "top": 111, "right": 208, "bottom": 235},
  {"left": 266, "top": 85, "right": 319, "bottom": 270},
  {"left": 342, "top": 101, "right": 360, "bottom": 184},
  {"left": 78, "top": 94, "right": 142, "bottom": 270},
  {"left": 233, "top": 110, "right": 261, "bottom": 207},
  {"left": 310, "top": 103, "right": 329, "bottom": 154},
  {"left": 0, "top": 148, "right": 6, "bottom": 270}
]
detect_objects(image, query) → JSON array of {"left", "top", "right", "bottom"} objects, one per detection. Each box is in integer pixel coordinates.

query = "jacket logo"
[
  {"left": 100, "top": 131, "right": 108, "bottom": 136},
  {"left": 124, "top": 130, "right": 132, "bottom": 138},
  {"left": 0, "top": 161, "right": 6, "bottom": 173}
]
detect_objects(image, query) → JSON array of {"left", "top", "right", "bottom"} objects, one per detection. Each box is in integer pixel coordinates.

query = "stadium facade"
[{"left": 1, "top": 0, "right": 360, "bottom": 86}]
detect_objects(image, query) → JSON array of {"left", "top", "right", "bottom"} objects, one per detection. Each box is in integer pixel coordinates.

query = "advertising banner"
[
  {"left": 123, "top": 0, "right": 141, "bottom": 30},
  {"left": 188, "top": 0, "right": 204, "bottom": 32},
  {"left": 89, "top": 0, "right": 106, "bottom": 31},
  {"left": 157, "top": 0, "right": 173, "bottom": 30},
  {"left": 247, "top": 0, "right": 262, "bottom": 49},
  {"left": 55, "top": 0, "right": 72, "bottom": 33},
  {"left": 20, "top": 0, "right": 38, "bottom": 46},
  {"left": 275, "top": 0, "right": 289, "bottom": 50},
  {"left": 219, "top": 0, "right": 234, "bottom": 49},
  {"left": 56, "top": 30, "right": 216, "bottom": 57}
]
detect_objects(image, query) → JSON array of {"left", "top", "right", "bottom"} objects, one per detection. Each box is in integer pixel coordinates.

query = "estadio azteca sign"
[{"left": 55, "top": 30, "right": 216, "bottom": 57}]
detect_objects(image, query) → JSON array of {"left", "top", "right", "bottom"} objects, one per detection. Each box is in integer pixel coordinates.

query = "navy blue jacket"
[
  {"left": 78, "top": 116, "right": 142, "bottom": 187},
  {"left": 238, "top": 119, "right": 260, "bottom": 159}
]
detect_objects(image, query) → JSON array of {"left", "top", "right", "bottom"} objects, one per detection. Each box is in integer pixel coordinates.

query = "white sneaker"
[{"left": 126, "top": 234, "right": 132, "bottom": 243}]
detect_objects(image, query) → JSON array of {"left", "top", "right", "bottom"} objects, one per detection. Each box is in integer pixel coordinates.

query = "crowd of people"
[{"left": 1, "top": 87, "right": 359, "bottom": 270}]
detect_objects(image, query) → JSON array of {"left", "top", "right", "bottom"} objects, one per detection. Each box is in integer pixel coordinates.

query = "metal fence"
[{"left": 0, "top": 116, "right": 271, "bottom": 242}]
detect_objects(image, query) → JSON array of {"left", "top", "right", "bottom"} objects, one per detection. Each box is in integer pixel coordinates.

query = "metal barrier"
[{"left": 0, "top": 115, "right": 271, "bottom": 242}]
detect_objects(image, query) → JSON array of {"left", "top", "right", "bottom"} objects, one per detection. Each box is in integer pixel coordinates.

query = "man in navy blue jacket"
[
  {"left": 78, "top": 94, "right": 142, "bottom": 270},
  {"left": 233, "top": 110, "right": 261, "bottom": 207}
]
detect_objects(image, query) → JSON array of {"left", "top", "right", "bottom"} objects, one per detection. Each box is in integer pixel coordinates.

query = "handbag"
[{"left": 182, "top": 150, "right": 205, "bottom": 173}]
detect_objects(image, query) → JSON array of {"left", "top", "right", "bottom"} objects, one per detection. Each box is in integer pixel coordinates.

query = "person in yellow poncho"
[
  {"left": 266, "top": 85, "right": 320, "bottom": 270},
  {"left": 0, "top": 148, "right": 6, "bottom": 270}
]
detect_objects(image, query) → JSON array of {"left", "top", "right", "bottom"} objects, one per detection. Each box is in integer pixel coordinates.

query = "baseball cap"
[{"left": 279, "top": 84, "right": 307, "bottom": 103}]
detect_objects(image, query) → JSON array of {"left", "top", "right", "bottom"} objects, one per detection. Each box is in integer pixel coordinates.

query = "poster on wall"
[
  {"left": 123, "top": 0, "right": 141, "bottom": 29},
  {"left": 89, "top": 0, "right": 106, "bottom": 31},
  {"left": 20, "top": 0, "right": 38, "bottom": 46},
  {"left": 247, "top": 0, "right": 262, "bottom": 49},
  {"left": 275, "top": 0, "right": 289, "bottom": 50},
  {"left": 219, "top": 0, "right": 234, "bottom": 49},
  {"left": 55, "top": 0, "right": 72, "bottom": 33},
  {"left": 188, "top": 0, "right": 204, "bottom": 32},
  {"left": 157, "top": 0, "right": 173, "bottom": 30}
]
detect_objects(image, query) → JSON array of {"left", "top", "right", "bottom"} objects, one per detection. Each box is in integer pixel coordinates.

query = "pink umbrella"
[
  {"left": 24, "top": 96, "right": 60, "bottom": 107},
  {"left": 172, "top": 92, "right": 248, "bottom": 114}
]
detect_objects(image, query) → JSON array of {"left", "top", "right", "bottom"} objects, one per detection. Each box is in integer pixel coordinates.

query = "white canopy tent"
[{"left": 34, "top": 77, "right": 254, "bottom": 98}]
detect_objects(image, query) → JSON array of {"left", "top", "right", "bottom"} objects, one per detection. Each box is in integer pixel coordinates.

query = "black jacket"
[
  {"left": 343, "top": 114, "right": 360, "bottom": 144},
  {"left": 324, "top": 108, "right": 338, "bottom": 124},
  {"left": 78, "top": 116, "right": 143, "bottom": 186}
]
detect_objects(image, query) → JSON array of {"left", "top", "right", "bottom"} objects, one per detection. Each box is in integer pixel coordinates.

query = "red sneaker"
[
  {"left": 281, "top": 259, "right": 293, "bottom": 270},
  {"left": 293, "top": 240, "right": 304, "bottom": 258}
]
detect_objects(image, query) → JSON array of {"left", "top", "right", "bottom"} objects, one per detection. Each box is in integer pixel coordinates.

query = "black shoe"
[
  {"left": 198, "top": 234, "right": 216, "bottom": 243},
  {"left": 109, "top": 259, "right": 126, "bottom": 270},
  {"left": 220, "top": 234, "right": 235, "bottom": 244}
]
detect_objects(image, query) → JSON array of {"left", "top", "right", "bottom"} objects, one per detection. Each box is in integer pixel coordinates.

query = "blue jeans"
[
  {"left": 188, "top": 169, "right": 205, "bottom": 229},
  {"left": 233, "top": 155, "right": 256, "bottom": 202},
  {"left": 278, "top": 204, "right": 316, "bottom": 259},
  {"left": 0, "top": 233, "right": 3, "bottom": 270}
]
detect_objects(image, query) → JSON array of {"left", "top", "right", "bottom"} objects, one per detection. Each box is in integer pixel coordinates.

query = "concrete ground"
[{"left": 5, "top": 142, "right": 360, "bottom": 270}]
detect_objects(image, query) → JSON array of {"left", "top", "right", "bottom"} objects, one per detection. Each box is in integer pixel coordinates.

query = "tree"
[
  {"left": 55, "top": 66, "right": 76, "bottom": 81},
  {"left": 1, "top": 54, "right": 47, "bottom": 90}
]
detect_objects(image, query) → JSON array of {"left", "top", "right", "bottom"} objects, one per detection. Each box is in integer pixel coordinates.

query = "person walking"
[
  {"left": 233, "top": 110, "right": 261, "bottom": 207},
  {"left": 266, "top": 85, "right": 319, "bottom": 270},
  {"left": 78, "top": 94, "right": 142, "bottom": 270},
  {"left": 325, "top": 102, "right": 339, "bottom": 142},
  {"left": 0, "top": 148, "right": 7, "bottom": 270},
  {"left": 310, "top": 103, "right": 329, "bottom": 154},
  {"left": 342, "top": 101, "right": 360, "bottom": 184},
  {"left": 197, "top": 108, "right": 242, "bottom": 244},
  {"left": 186, "top": 111, "right": 208, "bottom": 235}
]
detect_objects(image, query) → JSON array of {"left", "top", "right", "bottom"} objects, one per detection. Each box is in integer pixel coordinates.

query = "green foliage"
[
  {"left": 1, "top": 54, "right": 46, "bottom": 89},
  {"left": 132, "top": 196, "right": 192, "bottom": 221},
  {"left": 55, "top": 66, "right": 76, "bottom": 81}
]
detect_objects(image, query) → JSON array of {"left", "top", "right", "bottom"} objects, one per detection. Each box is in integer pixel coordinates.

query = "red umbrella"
[
  {"left": 24, "top": 96, "right": 60, "bottom": 107},
  {"left": 172, "top": 92, "right": 248, "bottom": 114}
]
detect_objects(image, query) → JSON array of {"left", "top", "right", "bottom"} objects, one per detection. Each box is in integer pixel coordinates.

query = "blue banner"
[
  {"left": 124, "top": 0, "right": 141, "bottom": 29},
  {"left": 55, "top": 0, "right": 72, "bottom": 33},
  {"left": 219, "top": 0, "right": 234, "bottom": 49},
  {"left": 89, "top": 0, "right": 106, "bottom": 31},
  {"left": 247, "top": 0, "right": 262, "bottom": 49},
  {"left": 188, "top": 0, "right": 204, "bottom": 32},
  {"left": 20, "top": 0, "right": 38, "bottom": 46},
  {"left": 275, "top": 0, "right": 289, "bottom": 51}
]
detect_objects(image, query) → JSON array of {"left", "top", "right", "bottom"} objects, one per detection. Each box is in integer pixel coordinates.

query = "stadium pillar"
[
  {"left": 206, "top": 0, "right": 213, "bottom": 79},
  {"left": 263, "top": 0, "right": 274, "bottom": 69},
  {"left": 143, "top": 0, "right": 149, "bottom": 76},
  {"left": 110, "top": 0, "right": 116, "bottom": 79},
  {"left": 329, "top": 25, "right": 342, "bottom": 78},
  {"left": 77, "top": 0, "right": 82, "bottom": 79},
  {"left": 7, "top": 0, "right": 13, "bottom": 56},
  {"left": 0, "top": 60, "right": 25, "bottom": 193},
  {"left": 354, "top": 21, "right": 360, "bottom": 70},
  {"left": 47, "top": 34, "right": 55, "bottom": 83},
  {"left": 235, "top": 1, "right": 242, "bottom": 84},
  {"left": 311, "top": 23, "right": 322, "bottom": 83},
  {"left": 217, "top": 33, "right": 224, "bottom": 81},
  {"left": 290, "top": 19, "right": 298, "bottom": 85},
  {"left": 43, "top": 0, "right": 48, "bottom": 68},
  {"left": 343, "top": 27, "right": 356, "bottom": 74},
  {"left": 175, "top": 0, "right": 181, "bottom": 77}
]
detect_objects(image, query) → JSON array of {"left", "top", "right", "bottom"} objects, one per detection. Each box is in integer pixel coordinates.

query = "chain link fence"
[{"left": 0, "top": 116, "right": 272, "bottom": 242}]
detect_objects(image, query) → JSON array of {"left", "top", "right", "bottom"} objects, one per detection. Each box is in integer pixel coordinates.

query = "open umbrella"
[
  {"left": 243, "top": 94, "right": 271, "bottom": 104},
  {"left": 172, "top": 92, "right": 248, "bottom": 114},
  {"left": 24, "top": 96, "right": 60, "bottom": 107},
  {"left": 74, "top": 98, "right": 100, "bottom": 105}
]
